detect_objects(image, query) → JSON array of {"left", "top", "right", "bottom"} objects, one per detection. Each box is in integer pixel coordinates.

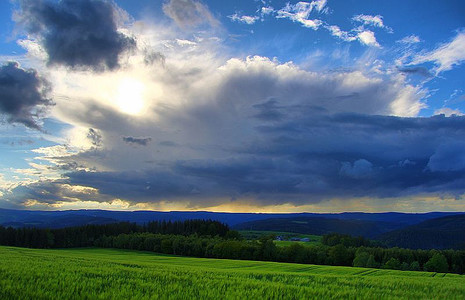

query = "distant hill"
[
  {"left": 0, "top": 208, "right": 463, "bottom": 230},
  {"left": 1, "top": 214, "right": 119, "bottom": 229},
  {"left": 378, "top": 214, "right": 465, "bottom": 250},
  {"left": 232, "top": 216, "right": 401, "bottom": 238}
]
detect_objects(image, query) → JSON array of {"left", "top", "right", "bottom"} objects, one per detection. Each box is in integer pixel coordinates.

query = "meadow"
[{"left": 1, "top": 246, "right": 464, "bottom": 299}]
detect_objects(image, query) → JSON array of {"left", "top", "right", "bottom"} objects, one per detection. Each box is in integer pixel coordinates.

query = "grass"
[
  {"left": 239, "top": 230, "right": 322, "bottom": 246},
  {"left": 240, "top": 230, "right": 321, "bottom": 240},
  {"left": 1, "top": 246, "right": 464, "bottom": 299},
  {"left": 274, "top": 240, "right": 321, "bottom": 247}
]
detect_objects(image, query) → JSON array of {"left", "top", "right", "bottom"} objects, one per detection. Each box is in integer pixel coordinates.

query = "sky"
[{"left": 0, "top": 0, "right": 465, "bottom": 213}]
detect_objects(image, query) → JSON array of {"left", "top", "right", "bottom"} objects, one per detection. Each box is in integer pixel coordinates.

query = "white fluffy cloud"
[
  {"left": 276, "top": 1, "right": 326, "bottom": 30},
  {"left": 411, "top": 30, "right": 465, "bottom": 74},
  {"left": 327, "top": 26, "right": 380, "bottom": 47},
  {"left": 357, "top": 30, "right": 381, "bottom": 48},
  {"left": 228, "top": 13, "right": 260, "bottom": 25},
  {"left": 227, "top": 2, "right": 387, "bottom": 48},
  {"left": 352, "top": 14, "right": 392, "bottom": 32},
  {"left": 326, "top": 25, "right": 356, "bottom": 42}
]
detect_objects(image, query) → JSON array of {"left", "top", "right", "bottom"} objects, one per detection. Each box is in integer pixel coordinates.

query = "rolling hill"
[
  {"left": 232, "top": 216, "right": 401, "bottom": 238},
  {"left": 1, "top": 247, "right": 464, "bottom": 299},
  {"left": 378, "top": 214, "right": 465, "bottom": 250},
  {"left": 1, "top": 208, "right": 462, "bottom": 229}
]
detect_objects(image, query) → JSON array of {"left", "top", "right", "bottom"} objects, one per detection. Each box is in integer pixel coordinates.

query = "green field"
[
  {"left": 1, "top": 247, "right": 464, "bottom": 299},
  {"left": 274, "top": 240, "right": 321, "bottom": 247},
  {"left": 239, "top": 230, "right": 322, "bottom": 247},
  {"left": 240, "top": 230, "right": 321, "bottom": 240}
]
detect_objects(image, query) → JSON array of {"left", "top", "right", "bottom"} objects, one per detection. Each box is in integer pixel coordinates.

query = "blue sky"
[{"left": 0, "top": 0, "right": 465, "bottom": 212}]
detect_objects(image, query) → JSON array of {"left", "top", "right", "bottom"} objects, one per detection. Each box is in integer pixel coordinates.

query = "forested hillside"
[
  {"left": 233, "top": 217, "right": 396, "bottom": 238},
  {"left": 379, "top": 215, "right": 465, "bottom": 250}
]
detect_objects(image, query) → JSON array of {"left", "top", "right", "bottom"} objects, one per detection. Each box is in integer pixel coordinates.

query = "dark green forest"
[{"left": 0, "top": 221, "right": 464, "bottom": 274}]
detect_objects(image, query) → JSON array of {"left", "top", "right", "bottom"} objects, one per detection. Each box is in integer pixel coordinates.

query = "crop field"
[{"left": 1, "top": 247, "right": 464, "bottom": 299}]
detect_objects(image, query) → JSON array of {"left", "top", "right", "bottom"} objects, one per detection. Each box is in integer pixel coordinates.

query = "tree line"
[
  {"left": 96, "top": 232, "right": 465, "bottom": 274},
  {"left": 0, "top": 220, "right": 233, "bottom": 248},
  {"left": 0, "top": 222, "right": 463, "bottom": 274}
]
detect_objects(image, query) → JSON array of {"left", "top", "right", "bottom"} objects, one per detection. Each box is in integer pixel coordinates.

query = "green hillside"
[{"left": 1, "top": 247, "right": 464, "bottom": 299}]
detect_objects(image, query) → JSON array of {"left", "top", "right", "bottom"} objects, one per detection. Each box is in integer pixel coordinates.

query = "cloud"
[
  {"left": 3, "top": 50, "right": 443, "bottom": 208},
  {"left": 16, "top": 0, "right": 135, "bottom": 71},
  {"left": 352, "top": 14, "right": 392, "bottom": 32},
  {"left": 3, "top": 180, "right": 113, "bottom": 207},
  {"left": 428, "top": 141, "right": 465, "bottom": 172},
  {"left": 340, "top": 159, "right": 373, "bottom": 179},
  {"left": 326, "top": 26, "right": 380, "bottom": 47},
  {"left": 14, "top": 112, "right": 465, "bottom": 207},
  {"left": 398, "top": 35, "right": 420, "bottom": 44},
  {"left": 229, "top": 13, "right": 260, "bottom": 25},
  {"left": 411, "top": 30, "right": 465, "bottom": 74},
  {"left": 122, "top": 136, "right": 152, "bottom": 146},
  {"left": 434, "top": 107, "right": 464, "bottom": 117},
  {"left": 8, "top": 5, "right": 465, "bottom": 211},
  {"left": 0, "top": 61, "right": 52, "bottom": 129},
  {"left": 397, "top": 66, "right": 432, "bottom": 77},
  {"left": 276, "top": 1, "right": 326, "bottom": 30},
  {"left": 251, "top": 2, "right": 382, "bottom": 47},
  {"left": 357, "top": 30, "right": 380, "bottom": 47},
  {"left": 261, "top": 6, "right": 275, "bottom": 16},
  {"left": 87, "top": 128, "right": 102, "bottom": 147},
  {"left": 143, "top": 51, "right": 165, "bottom": 66},
  {"left": 162, "top": 0, "right": 219, "bottom": 29},
  {"left": 326, "top": 25, "right": 357, "bottom": 42}
]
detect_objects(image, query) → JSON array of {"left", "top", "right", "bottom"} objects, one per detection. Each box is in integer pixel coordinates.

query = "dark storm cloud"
[
  {"left": 6, "top": 112, "right": 465, "bottom": 207},
  {"left": 17, "top": 0, "right": 135, "bottom": 71},
  {"left": 67, "top": 170, "right": 201, "bottom": 199},
  {"left": 122, "top": 136, "right": 152, "bottom": 146},
  {"left": 397, "top": 66, "right": 432, "bottom": 77},
  {"left": 87, "top": 128, "right": 102, "bottom": 147},
  {"left": 0, "top": 61, "right": 52, "bottom": 129}
]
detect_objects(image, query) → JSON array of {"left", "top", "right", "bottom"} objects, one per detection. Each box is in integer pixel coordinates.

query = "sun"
[{"left": 115, "top": 78, "right": 145, "bottom": 115}]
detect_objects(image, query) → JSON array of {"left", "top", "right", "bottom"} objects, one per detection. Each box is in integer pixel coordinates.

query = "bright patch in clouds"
[{"left": 116, "top": 78, "right": 146, "bottom": 115}]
